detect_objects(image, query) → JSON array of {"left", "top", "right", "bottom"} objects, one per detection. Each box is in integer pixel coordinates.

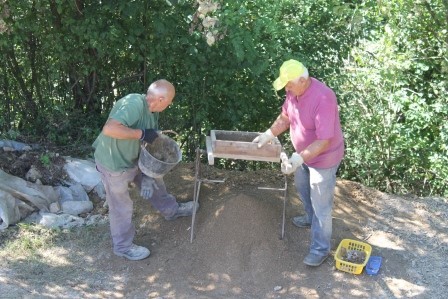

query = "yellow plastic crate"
[{"left": 334, "top": 239, "right": 372, "bottom": 275}]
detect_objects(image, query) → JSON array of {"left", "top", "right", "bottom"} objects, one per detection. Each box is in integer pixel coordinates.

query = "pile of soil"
[{"left": 0, "top": 150, "right": 67, "bottom": 186}]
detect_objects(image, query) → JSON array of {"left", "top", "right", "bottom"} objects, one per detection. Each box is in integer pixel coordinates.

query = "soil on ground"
[{"left": 0, "top": 149, "right": 447, "bottom": 299}]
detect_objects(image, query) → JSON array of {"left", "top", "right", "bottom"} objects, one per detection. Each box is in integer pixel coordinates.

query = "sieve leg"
[
  {"left": 190, "top": 148, "right": 201, "bottom": 243},
  {"left": 257, "top": 175, "right": 288, "bottom": 240},
  {"left": 281, "top": 175, "right": 287, "bottom": 240}
]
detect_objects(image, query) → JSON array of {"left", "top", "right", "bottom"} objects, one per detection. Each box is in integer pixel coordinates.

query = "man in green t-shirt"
[{"left": 93, "top": 79, "right": 198, "bottom": 261}]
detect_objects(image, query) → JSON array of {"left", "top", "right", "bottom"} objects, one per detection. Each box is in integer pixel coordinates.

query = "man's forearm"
[
  {"left": 102, "top": 119, "right": 142, "bottom": 140},
  {"left": 300, "top": 139, "right": 330, "bottom": 162},
  {"left": 270, "top": 114, "right": 290, "bottom": 136}
]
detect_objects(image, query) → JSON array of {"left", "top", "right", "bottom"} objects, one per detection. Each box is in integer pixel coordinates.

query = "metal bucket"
[{"left": 138, "top": 134, "right": 182, "bottom": 178}]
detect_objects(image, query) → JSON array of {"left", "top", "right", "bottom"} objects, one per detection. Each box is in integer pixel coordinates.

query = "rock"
[
  {"left": 0, "top": 169, "right": 58, "bottom": 211},
  {"left": 58, "top": 184, "right": 85, "bottom": 202},
  {"left": 55, "top": 186, "right": 73, "bottom": 202},
  {"left": 64, "top": 157, "right": 101, "bottom": 192},
  {"left": 85, "top": 214, "right": 108, "bottom": 226},
  {"left": 25, "top": 166, "right": 42, "bottom": 182},
  {"left": 24, "top": 211, "right": 85, "bottom": 229},
  {"left": 0, "top": 190, "right": 22, "bottom": 230},
  {"left": 61, "top": 200, "right": 93, "bottom": 216},
  {"left": 69, "top": 183, "right": 90, "bottom": 202},
  {"left": 0, "top": 140, "right": 33, "bottom": 151},
  {"left": 38, "top": 184, "right": 59, "bottom": 204},
  {"left": 23, "top": 211, "right": 106, "bottom": 229},
  {"left": 94, "top": 182, "right": 106, "bottom": 200},
  {"left": 49, "top": 202, "right": 61, "bottom": 214}
]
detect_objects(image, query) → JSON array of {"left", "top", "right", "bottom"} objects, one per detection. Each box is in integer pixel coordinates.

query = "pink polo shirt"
[{"left": 281, "top": 78, "right": 344, "bottom": 168}]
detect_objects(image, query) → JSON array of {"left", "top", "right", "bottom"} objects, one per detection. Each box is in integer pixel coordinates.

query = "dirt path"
[{"left": 1, "top": 162, "right": 447, "bottom": 298}]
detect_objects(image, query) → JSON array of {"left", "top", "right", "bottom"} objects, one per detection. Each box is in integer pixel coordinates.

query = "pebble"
[{"left": 274, "top": 286, "right": 282, "bottom": 292}]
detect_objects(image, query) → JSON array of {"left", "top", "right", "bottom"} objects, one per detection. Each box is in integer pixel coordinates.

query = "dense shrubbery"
[
  {"left": 331, "top": 0, "right": 448, "bottom": 196},
  {"left": 1, "top": 0, "right": 446, "bottom": 196}
]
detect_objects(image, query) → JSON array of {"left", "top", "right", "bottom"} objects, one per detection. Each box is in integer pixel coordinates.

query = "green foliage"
[
  {"left": 0, "top": 129, "right": 20, "bottom": 140},
  {"left": 1, "top": 0, "right": 446, "bottom": 196},
  {"left": 39, "top": 154, "right": 51, "bottom": 168},
  {"left": 333, "top": 0, "right": 448, "bottom": 196}
]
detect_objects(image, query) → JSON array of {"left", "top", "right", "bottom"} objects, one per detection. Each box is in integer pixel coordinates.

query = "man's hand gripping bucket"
[{"left": 138, "top": 132, "right": 182, "bottom": 178}]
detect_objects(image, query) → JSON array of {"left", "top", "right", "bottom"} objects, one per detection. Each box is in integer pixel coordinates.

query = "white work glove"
[
  {"left": 140, "top": 175, "right": 159, "bottom": 199},
  {"left": 281, "top": 152, "right": 304, "bottom": 175},
  {"left": 252, "top": 129, "right": 275, "bottom": 148}
]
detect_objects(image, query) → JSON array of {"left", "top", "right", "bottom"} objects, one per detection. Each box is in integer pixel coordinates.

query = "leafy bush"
[
  {"left": 1, "top": 0, "right": 446, "bottom": 196},
  {"left": 333, "top": 0, "right": 448, "bottom": 196}
]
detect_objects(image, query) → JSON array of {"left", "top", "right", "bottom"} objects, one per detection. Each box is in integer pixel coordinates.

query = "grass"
[
  {"left": 0, "top": 224, "right": 61, "bottom": 258},
  {"left": 0, "top": 222, "right": 109, "bottom": 260}
]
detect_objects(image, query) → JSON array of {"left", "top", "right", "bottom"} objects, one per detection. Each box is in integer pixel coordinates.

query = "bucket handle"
[{"left": 161, "top": 130, "right": 179, "bottom": 136}]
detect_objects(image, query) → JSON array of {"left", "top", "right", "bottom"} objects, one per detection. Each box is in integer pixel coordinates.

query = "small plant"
[
  {"left": 39, "top": 154, "right": 51, "bottom": 168},
  {"left": 6, "top": 129, "right": 20, "bottom": 140}
]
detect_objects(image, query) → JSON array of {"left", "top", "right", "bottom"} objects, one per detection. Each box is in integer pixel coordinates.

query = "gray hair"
[
  {"left": 299, "top": 68, "right": 309, "bottom": 79},
  {"left": 291, "top": 68, "right": 309, "bottom": 84}
]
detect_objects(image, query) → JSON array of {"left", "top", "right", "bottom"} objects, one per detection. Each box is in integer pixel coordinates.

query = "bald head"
[
  {"left": 146, "top": 79, "right": 175, "bottom": 112},
  {"left": 147, "top": 79, "right": 175, "bottom": 98}
]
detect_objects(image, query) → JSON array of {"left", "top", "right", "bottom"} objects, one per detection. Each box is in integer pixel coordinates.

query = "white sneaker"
[{"left": 114, "top": 244, "right": 150, "bottom": 261}]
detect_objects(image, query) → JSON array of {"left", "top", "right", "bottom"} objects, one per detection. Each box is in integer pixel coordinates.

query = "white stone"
[
  {"left": 64, "top": 157, "right": 101, "bottom": 192},
  {"left": 61, "top": 200, "right": 93, "bottom": 216}
]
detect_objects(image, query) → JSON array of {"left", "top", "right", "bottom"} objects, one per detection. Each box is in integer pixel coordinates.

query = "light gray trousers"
[{"left": 96, "top": 163, "right": 179, "bottom": 253}]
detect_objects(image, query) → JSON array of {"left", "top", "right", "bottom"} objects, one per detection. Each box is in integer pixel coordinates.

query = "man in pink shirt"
[{"left": 254, "top": 59, "right": 344, "bottom": 266}]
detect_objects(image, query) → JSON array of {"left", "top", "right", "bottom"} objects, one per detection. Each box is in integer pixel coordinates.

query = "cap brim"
[{"left": 273, "top": 77, "right": 287, "bottom": 90}]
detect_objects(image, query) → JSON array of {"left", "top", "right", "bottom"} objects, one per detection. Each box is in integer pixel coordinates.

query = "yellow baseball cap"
[{"left": 272, "top": 59, "right": 307, "bottom": 90}]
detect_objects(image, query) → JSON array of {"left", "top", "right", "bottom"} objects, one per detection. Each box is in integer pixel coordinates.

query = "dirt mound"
[{"left": 0, "top": 150, "right": 67, "bottom": 186}]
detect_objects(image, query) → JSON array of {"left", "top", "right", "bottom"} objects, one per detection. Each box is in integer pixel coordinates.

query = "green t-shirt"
[{"left": 93, "top": 94, "right": 158, "bottom": 171}]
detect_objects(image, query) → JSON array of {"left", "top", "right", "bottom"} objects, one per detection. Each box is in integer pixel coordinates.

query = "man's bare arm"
[
  {"left": 102, "top": 119, "right": 142, "bottom": 140},
  {"left": 300, "top": 139, "right": 331, "bottom": 162},
  {"left": 270, "top": 113, "right": 290, "bottom": 136}
]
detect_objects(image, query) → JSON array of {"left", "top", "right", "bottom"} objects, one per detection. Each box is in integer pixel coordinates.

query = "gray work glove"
[
  {"left": 140, "top": 128, "right": 159, "bottom": 144},
  {"left": 252, "top": 129, "right": 275, "bottom": 148},
  {"left": 281, "top": 152, "right": 304, "bottom": 175},
  {"left": 140, "top": 175, "right": 159, "bottom": 199}
]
